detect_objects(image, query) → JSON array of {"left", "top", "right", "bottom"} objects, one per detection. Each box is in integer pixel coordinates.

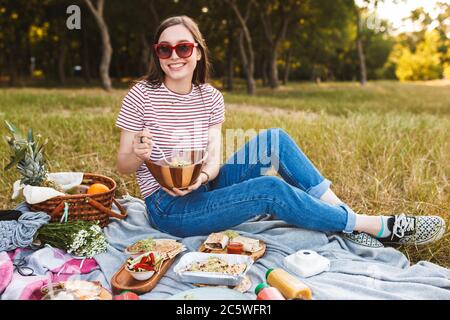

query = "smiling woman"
[
  {"left": 115, "top": 15, "right": 222, "bottom": 199},
  {"left": 114, "top": 15, "right": 446, "bottom": 248}
]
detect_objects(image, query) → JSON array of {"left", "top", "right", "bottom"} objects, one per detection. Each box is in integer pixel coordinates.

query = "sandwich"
[
  {"left": 153, "top": 239, "right": 186, "bottom": 259},
  {"left": 232, "top": 236, "right": 261, "bottom": 253},
  {"left": 204, "top": 232, "right": 229, "bottom": 250}
]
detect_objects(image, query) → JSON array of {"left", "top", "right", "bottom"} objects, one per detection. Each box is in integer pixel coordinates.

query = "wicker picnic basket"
[{"left": 29, "top": 173, "right": 128, "bottom": 228}]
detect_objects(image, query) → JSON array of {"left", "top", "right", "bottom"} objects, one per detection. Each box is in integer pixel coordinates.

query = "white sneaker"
[
  {"left": 379, "top": 214, "right": 446, "bottom": 246},
  {"left": 342, "top": 232, "right": 384, "bottom": 248}
]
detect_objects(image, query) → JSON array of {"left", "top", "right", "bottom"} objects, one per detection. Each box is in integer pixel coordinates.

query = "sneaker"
[
  {"left": 379, "top": 214, "right": 446, "bottom": 246},
  {"left": 342, "top": 232, "right": 384, "bottom": 248}
]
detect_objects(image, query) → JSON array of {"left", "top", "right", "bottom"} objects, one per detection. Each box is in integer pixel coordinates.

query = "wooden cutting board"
[
  {"left": 198, "top": 240, "right": 266, "bottom": 261},
  {"left": 111, "top": 256, "right": 176, "bottom": 295}
]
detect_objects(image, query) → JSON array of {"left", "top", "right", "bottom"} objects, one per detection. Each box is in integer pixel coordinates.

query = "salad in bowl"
[{"left": 125, "top": 251, "right": 164, "bottom": 281}]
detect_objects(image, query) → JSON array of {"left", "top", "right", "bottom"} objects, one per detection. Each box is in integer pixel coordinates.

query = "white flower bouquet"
[{"left": 35, "top": 220, "right": 107, "bottom": 258}]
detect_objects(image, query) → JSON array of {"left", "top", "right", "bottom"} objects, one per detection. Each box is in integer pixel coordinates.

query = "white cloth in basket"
[{"left": 12, "top": 172, "right": 84, "bottom": 204}]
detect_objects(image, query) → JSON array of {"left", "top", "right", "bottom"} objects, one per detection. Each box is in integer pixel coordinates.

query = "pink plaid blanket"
[{"left": 0, "top": 247, "right": 99, "bottom": 300}]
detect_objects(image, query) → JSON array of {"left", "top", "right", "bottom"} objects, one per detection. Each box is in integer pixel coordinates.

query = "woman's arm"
[{"left": 117, "top": 129, "right": 153, "bottom": 174}]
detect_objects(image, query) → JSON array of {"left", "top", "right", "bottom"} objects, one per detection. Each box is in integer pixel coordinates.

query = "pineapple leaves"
[
  {"left": 27, "top": 128, "right": 34, "bottom": 144},
  {"left": 3, "top": 121, "right": 49, "bottom": 187},
  {"left": 4, "top": 120, "right": 17, "bottom": 133},
  {"left": 4, "top": 120, "right": 23, "bottom": 142},
  {"left": 5, "top": 146, "right": 27, "bottom": 171}
]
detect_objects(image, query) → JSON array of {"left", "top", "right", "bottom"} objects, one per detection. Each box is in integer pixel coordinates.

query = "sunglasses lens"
[
  {"left": 156, "top": 45, "right": 172, "bottom": 58},
  {"left": 176, "top": 44, "right": 193, "bottom": 58}
]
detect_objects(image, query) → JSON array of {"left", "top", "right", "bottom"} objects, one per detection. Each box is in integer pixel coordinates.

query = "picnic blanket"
[
  {"left": 2, "top": 195, "right": 450, "bottom": 300},
  {"left": 0, "top": 247, "right": 102, "bottom": 300}
]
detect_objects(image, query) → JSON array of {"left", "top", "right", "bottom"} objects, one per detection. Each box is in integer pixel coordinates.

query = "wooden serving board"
[
  {"left": 111, "top": 257, "right": 176, "bottom": 295},
  {"left": 198, "top": 240, "right": 266, "bottom": 261}
]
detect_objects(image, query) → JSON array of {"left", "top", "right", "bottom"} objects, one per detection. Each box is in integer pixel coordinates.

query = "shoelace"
[{"left": 391, "top": 214, "right": 415, "bottom": 240}]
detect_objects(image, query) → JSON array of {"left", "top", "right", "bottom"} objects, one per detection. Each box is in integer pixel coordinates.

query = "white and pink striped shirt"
[{"left": 116, "top": 81, "right": 225, "bottom": 198}]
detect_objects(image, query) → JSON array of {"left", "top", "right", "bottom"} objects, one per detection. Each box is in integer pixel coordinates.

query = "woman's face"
[{"left": 157, "top": 24, "right": 201, "bottom": 82}]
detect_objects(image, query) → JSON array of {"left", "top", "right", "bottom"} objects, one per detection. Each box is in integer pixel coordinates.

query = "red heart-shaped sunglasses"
[{"left": 154, "top": 42, "right": 199, "bottom": 59}]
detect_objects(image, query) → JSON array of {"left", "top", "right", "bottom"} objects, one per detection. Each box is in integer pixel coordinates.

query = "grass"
[{"left": 0, "top": 80, "right": 449, "bottom": 267}]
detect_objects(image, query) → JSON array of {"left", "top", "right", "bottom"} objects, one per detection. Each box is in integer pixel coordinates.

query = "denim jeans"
[{"left": 145, "top": 128, "right": 356, "bottom": 237}]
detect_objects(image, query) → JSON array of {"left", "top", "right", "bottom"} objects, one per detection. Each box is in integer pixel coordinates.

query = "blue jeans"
[{"left": 145, "top": 128, "right": 356, "bottom": 237}]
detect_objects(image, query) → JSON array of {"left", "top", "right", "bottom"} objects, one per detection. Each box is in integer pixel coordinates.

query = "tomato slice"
[{"left": 134, "top": 263, "right": 155, "bottom": 271}]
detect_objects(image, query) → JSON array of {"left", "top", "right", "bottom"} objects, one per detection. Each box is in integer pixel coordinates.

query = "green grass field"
[{"left": 0, "top": 80, "right": 449, "bottom": 267}]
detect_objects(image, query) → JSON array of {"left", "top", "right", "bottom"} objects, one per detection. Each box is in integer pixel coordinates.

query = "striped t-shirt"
[{"left": 116, "top": 81, "right": 225, "bottom": 198}]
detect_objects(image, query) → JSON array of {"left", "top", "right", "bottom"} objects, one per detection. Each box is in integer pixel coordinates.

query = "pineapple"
[{"left": 4, "top": 120, "right": 63, "bottom": 191}]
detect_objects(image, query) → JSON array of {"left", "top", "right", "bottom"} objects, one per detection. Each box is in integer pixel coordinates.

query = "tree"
[
  {"left": 355, "top": 3, "right": 367, "bottom": 85},
  {"left": 355, "top": 0, "right": 406, "bottom": 85},
  {"left": 226, "top": 0, "right": 256, "bottom": 95},
  {"left": 0, "top": 0, "right": 401, "bottom": 88},
  {"left": 387, "top": 3, "right": 449, "bottom": 81},
  {"left": 252, "top": 0, "right": 300, "bottom": 89},
  {"left": 83, "top": 0, "right": 112, "bottom": 90},
  {"left": 0, "top": 0, "right": 33, "bottom": 85},
  {"left": 283, "top": 0, "right": 355, "bottom": 82},
  {"left": 389, "top": 30, "right": 442, "bottom": 81}
]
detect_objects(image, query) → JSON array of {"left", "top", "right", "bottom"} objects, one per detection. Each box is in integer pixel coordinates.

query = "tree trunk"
[
  {"left": 115, "top": 54, "right": 122, "bottom": 79},
  {"left": 8, "top": 26, "right": 19, "bottom": 86},
  {"left": 255, "top": 0, "right": 290, "bottom": 89},
  {"left": 282, "top": 49, "right": 292, "bottom": 85},
  {"left": 224, "top": 26, "right": 234, "bottom": 91},
  {"left": 84, "top": 0, "right": 112, "bottom": 91},
  {"left": 8, "top": 51, "right": 18, "bottom": 86},
  {"left": 58, "top": 37, "right": 67, "bottom": 85},
  {"left": 262, "top": 56, "right": 268, "bottom": 87},
  {"left": 357, "top": 38, "right": 367, "bottom": 85},
  {"left": 228, "top": 0, "right": 256, "bottom": 95},
  {"left": 356, "top": 8, "right": 367, "bottom": 86},
  {"left": 82, "top": 25, "right": 91, "bottom": 83},
  {"left": 98, "top": 21, "right": 112, "bottom": 90},
  {"left": 225, "top": 51, "right": 234, "bottom": 91},
  {"left": 238, "top": 31, "right": 255, "bottom": 95},
  {"left": 268, "top": 51, "right": 279, "bottom": 88}
]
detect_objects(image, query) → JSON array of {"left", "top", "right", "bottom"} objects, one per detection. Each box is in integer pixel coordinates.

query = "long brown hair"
[{"left": 140, "top": 16, "right": 211, "bottom": 88}]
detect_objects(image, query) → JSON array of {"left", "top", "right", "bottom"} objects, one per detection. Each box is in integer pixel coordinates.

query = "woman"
[{"left": 116, "top": 16, "right": 445, "bottom": 245}]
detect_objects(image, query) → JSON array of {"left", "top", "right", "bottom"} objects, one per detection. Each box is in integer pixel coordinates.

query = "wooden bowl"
[{"left": 145, "top": 149, "right": 207, "bottom": 190}]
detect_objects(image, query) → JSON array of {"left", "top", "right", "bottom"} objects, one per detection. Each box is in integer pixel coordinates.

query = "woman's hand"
[
  {"left": 133, "top": 128, "right": 153, "bottom": 161},
  {"left": 162, "top": 172, "right": 208, "bottom": 197}
]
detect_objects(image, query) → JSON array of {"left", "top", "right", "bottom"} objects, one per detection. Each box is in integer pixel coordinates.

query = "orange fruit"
[{"left": 87, "top": 183, "right": 110, "bottom": 194}]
